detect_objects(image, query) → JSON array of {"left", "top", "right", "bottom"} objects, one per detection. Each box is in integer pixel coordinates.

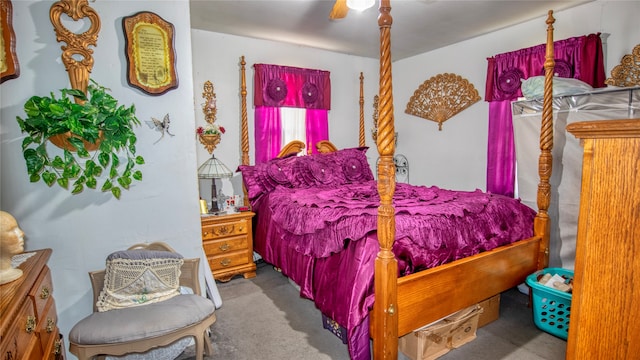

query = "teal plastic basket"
[{"left": 525, "top": 268, "right": 573, "bottom": 340}]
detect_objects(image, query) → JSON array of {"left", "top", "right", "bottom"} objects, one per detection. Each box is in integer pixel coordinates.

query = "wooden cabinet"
[
  {"left": 565, "top": 119, "right": 640, "bottom": 359},
  {"left": 0, "top": 249, "right": 65, "bottom": 360},
  {"left": 201, "top": 212, "right": 256, "bottom": 282}
]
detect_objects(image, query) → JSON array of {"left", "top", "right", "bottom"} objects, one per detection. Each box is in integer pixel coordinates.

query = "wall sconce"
[{"left": 197, "top": 80, "right": 225, "bottom": 153}]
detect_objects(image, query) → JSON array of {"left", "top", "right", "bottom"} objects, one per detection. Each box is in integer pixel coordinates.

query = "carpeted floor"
[{"left": 177, "top": 261, "right": 567, "bottom": 359}]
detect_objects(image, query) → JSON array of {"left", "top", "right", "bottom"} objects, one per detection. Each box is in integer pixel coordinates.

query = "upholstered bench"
[{"left": 68, "top": 242, "right": 216, "bottom": 360}]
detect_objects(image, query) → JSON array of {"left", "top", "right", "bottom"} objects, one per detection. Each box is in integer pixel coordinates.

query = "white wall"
[
  {"left": 190, "top": 30, "right": 379, "bottom": 200},
  {"left": 0, "top": 1, "right": 202, "bottom": 354}
]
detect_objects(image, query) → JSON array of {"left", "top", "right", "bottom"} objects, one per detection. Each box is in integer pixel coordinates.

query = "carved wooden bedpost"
[
  {"left": 359, "top": 72, "right": 366, "bottom": 147},
  {"left": 240, "top": 55, "right": 251, "bottom": 208},
  {"left": 534, "top": 10, "right": 555, "bottom": 270},
  {"left": 240, "top": 56, "right": 250, "bottom": 167},
  {"left": 373, "top": 0, "right": 398, "bottom": 358}
]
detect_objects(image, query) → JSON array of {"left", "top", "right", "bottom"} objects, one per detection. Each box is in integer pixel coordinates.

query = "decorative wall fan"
[
  {"left": 330, "top": 0, "right": 375, "bottom": 20},
  {"left": 605, "top": 43, "right": 640, "bottom": 87},
  {"left": 405, "top": 73, "right": 481, "bottom": 131}
]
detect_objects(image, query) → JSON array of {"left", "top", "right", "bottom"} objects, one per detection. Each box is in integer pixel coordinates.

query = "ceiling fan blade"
[{"left": 329, "top": 0, "right": 349, "bottom": 20}]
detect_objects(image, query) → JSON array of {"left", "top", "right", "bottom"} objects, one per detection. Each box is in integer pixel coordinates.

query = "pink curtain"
[
  {"left": 255, "top": 107, "right": 282, "bottom": 164},
  {"left": 485, "top": 34, "right": 605, "bottom": 197},
  {"left": 305, "top": 109, "right": 329, "bottom": 153},
  {"left": 254, "top": 64, "right": 331, "bottom": 163}
]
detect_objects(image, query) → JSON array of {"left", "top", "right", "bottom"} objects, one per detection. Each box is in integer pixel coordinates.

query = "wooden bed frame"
[{"left": 238, "top": 5, "right": 556, "bottom": 359}]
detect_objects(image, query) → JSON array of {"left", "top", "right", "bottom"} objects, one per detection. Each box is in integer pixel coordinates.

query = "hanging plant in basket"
[{"left": 16, "top": 79, "right": 145, "bottom": 199}]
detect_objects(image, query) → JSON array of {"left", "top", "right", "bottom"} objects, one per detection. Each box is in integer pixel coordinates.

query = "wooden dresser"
[
  {"left": 0, "top": 249, "right": 65, "bottom": 360},
  {"left": 565, "top": 119, "right": 640, "bottom": 359},
  {"left": 201, "top": 212, "right": 256, "bottom": 282}
]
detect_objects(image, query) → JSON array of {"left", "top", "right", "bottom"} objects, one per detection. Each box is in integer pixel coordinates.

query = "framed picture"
[
  {"left": 122, "top": 11, "right": 178, "bottom": 95},
  {"left": 1, "top": 0, "right": 19, "bottom": 83}
]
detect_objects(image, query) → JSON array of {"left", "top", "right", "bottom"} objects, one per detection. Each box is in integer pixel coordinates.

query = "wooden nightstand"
[{"left": 201, "top": 212, "right": 256, "bottom": 282}]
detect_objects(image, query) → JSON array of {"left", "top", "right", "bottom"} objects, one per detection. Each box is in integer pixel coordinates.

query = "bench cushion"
[{"left": 70, "top": 294, "right": 214, "bottom": 345}]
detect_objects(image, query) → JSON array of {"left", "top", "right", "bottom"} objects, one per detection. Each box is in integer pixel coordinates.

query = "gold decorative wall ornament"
[
  {"left": 49, "top": 0, "right": 101, "bottom": 97},
  {"left": 605, "top": 43, "right": 640, "bottom": 87},
  {"left": 198, "top": 134, "right": 221, "bottom": 155},
  {"left": 196, "top": 80, "right": 225, "bottom": 154},
  {"left": 202, "top": 80, "right": 217, "bottom": 124},
  {"left": 405, "top": 73, "right": 481, "bottom": 131}
]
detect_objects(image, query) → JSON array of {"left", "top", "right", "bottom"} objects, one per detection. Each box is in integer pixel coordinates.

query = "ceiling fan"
[
  {"left": 329, "top": 0, "right": 375, "bottom": 20},
  {"left": 329, "top": 0, "right": 349, "bottom": 19}
]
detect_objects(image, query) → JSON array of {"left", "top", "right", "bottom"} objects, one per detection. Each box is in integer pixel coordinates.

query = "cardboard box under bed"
[{"left": 399, "top": 294, "right": 500, "bottom": 360}]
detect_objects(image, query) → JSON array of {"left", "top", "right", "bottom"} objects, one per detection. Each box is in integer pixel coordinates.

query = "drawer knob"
[
  {"left": 54, "top": 338, "right": 63, "bottom": 355},
  {"left": 220, "top": 259, "right": 231, "bottom": 267},
  {"left": 219, "top": 243, "right": 231, "bottom": 252},
  {"left": 217, "top": 225, "right": 234, "bottom": 236},
  {"left": 46, "top": 317, "right": 55, "bottom": 333},
  {"left": 25, "top": 315, "right": 36, "bottom": 333},
  {"left": 40, "top": 286, "right": 50, "bottom": 299}
]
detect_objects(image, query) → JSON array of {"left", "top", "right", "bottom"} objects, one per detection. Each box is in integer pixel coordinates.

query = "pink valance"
[
  {"left": 485, "top": 33, "right": 605, "bottom": 102},
  {"left": 254, "top": 63, "right": 331, "bottom": 110}
]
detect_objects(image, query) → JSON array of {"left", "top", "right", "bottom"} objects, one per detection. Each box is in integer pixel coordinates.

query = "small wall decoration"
[
  {"left": 605, "top": 43, "right": 640, "bottom": 87},
  {"left": 405, "top": 73, "right": 481, "bottom": 131},
  {"left": 123, "top": 11, "right": 178, "bottom": 95},
  {"left": 1, "top": 0, "right": 19, "bottom": 83},
  {"left": 197, "top": 80, "right": 225, "bottom": 154},
  {"left": 147, "top": 113, "right": 174, "bottom": 144}
]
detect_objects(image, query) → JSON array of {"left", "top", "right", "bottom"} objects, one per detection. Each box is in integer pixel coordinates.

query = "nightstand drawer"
[
  {"left": 203, "top": 235, "right": 248, "bottom": 256},
  {"left": 201, "top": 218, "right": 250, "bottom": 240},
  {"left": 208, "top": 251, "right": 251, "bottom": 271}
]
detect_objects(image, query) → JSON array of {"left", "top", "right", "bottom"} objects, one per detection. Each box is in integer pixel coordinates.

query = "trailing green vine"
[{"left": 16, "top": 80, "right": 145, "bottom": 199}]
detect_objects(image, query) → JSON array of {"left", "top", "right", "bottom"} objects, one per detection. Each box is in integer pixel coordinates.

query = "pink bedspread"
[{"left": 252, "top": 180, "right": 535, "bottom": 359}]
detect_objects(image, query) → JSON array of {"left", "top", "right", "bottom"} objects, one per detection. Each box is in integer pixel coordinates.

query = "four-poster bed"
[{"left": 237, "top": 4, "right": 557, "bottom": 359}]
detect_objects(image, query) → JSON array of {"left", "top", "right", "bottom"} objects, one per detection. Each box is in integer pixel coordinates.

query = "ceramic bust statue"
[{"left": 0, "top": 211, "right": 26, "bottom": 285}]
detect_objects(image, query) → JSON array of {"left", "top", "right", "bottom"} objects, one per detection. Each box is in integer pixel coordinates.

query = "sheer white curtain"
[{"left": 280, "top": 107, "right": 307, "bottom": 152}]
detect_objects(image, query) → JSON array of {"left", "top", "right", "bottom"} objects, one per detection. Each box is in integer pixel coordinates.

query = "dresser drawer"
[
  {"left": 1, "top": 299, "right": 39, "bottom": 360},
  {"left": 29, "top": 265, "right": 54, "bottom": 319},
  {"left": 202, "top": 218, "right": 250, "bottom": 240},
  {"left": 41, "top": 328, "right": 63, "bottom": 360},
  {"left": 208, "top": 251, "right": 251, "bottom": 272},
  {"left": 38, "top": 299, "right": 59, "bottom": 357},
  {"left": 203, "top": 235, "right": 249, "bottom": 256}
]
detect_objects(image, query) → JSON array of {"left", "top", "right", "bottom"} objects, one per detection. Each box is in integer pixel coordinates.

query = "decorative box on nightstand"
[{"left": 201, "top": 212, "right": 256, "bottom": 282}]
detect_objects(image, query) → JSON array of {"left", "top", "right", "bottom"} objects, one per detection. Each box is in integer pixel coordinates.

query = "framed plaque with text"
[
  {"left": 1, "top": 0, "right": 19, "bottom": 83},
  {"left": 123, "top": 11, "right": 178, "bottom": 95}
]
